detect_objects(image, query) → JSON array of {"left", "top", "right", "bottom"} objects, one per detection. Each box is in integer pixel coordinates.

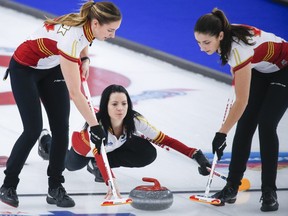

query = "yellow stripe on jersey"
[
  {"left": 71, "top": 40, "right": 78, "bottom": 57},
  {"left": 59, "top": 50, "right": 79, "bottom": 62},
  {"left": 58, "top": 40, "right": 78, "bottom": 58},
  {"left": 135, "top": 115, "right": 163, "bottom": 141},
  {"left": 232, "top": 47, "right": 252, "bottom": 72},
  {"left": 80, "top": 130, "right": 90, "bottom": 147},
  {"left": 83, "top": 22, "right": 94, "bottom": 42},
  {"left": 58, "top": 39, "right": 79, "bottom": 61},
  {"left": 136, "top": 115, "right": 159, "bottom": 131},
  {"left": 153, "top": 131, "right": 165, "bottom": 144},
  {"left": 232, "top": 48, "right": 241, "bottom": 66},
  {"left": 37, "top": 39, "right": 54, "bottom": 56},
  {"left": 92, "top": 147, "right": 98, "bottom": 155},
  {"left": 263, "top": 42, "right": 274, "bottom": 61}
]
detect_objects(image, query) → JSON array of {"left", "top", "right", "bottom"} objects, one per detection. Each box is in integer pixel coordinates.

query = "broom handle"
[{"left": 82, "top": 80, "right": 119, "bottom": 199}]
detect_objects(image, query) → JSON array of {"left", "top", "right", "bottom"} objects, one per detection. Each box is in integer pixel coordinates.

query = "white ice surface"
[{"left": 0, "top": 6, "right": 287, "bottom": 216}]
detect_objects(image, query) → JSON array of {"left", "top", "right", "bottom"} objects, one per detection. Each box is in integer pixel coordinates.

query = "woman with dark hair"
[
  {"left": 0, "top": 1, "right": 121, "bottom": 208},
  {"left": 194, "top": 8, "right": 288, "bottom": 212},
  {"left": 38, "top": 84, "right": 211, "bottom": 199}
]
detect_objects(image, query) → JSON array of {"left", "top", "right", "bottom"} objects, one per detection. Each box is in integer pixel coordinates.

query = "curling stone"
[{"left": 129, "top": 177, "right": 173, "bottom": 211}]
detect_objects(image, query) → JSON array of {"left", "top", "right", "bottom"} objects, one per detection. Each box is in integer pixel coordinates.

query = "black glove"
[
  {"left": 212, "top": 132, "right": 227, "bottom": 160},
  {"left": 90, "top": 125, "right": 105, "bottom": 154},
  {"left": 192, "top": 149, "right": 211, "bottom": 176}
]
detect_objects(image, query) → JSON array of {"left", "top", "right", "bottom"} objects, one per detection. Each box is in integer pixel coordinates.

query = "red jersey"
[
  {"left": 13, "top": 21, "right": 94, "bottom": 69},
  {"left": 229, "top": 25, "right": 288, "bottom": 73}
]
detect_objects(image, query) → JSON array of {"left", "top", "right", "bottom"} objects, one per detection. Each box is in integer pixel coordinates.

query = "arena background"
[{"left": 2, "top": 0, "right": 288, "bottom": 82}]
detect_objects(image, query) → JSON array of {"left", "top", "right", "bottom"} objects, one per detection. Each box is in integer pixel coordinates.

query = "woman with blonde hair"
[{"left": 0, "top": 1, "right": 121, "bottom": 208}]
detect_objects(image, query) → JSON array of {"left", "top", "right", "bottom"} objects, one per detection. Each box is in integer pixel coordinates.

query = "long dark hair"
[
  {"left": 194, "top": 8, "right": 255, "bottom": 65},
  {"left": 85, "top": 84, "right": 138, "bottom": 138}
]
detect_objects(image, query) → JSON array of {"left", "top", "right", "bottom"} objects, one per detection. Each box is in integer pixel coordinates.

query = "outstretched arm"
[
  {"left": 155, "top": 133, "right": 196, "bottom": 158},
  {"left": 155, "top": 133, "right": 211, "bottom": 176}
]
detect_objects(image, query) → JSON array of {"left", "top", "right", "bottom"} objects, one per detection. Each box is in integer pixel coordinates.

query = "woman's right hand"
[
  {"left": 90, "top": 125, "right": 105, "bottom": 154},
  {"left": 212, "top": 132, "right": 227, "bottom": 160}
]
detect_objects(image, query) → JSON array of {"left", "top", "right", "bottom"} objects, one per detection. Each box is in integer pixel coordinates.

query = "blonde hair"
[{"left": 45, "top": 1, "right": 121, "bottom": 27}]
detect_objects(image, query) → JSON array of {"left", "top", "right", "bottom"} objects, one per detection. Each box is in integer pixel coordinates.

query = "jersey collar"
[{"left": 83, "top": 21, "right": 95, "bottom": 43}]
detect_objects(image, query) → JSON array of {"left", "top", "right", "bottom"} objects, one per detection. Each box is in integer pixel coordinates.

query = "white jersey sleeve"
[{"left": 134, "top": 115, "right": 161, "bottom": 141}]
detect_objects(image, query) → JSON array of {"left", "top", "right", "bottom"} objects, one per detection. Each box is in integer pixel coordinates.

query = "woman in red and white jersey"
[
  {"left": 38, "top": 84, "right": 211, "bottom": 200},
  {"left": 0, "top": 1, "right": 121, "bottom": 208},
  {"left": 194, "top": 8, "right": 288, "bottom": 212}
]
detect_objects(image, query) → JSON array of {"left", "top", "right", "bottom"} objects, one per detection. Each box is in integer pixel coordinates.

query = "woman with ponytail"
[
  {"left": 194, "top": 8, "right": 288, "bottom": 212},
  {"left": 0, "top": 1, "right": 121, "bottom": 208}
]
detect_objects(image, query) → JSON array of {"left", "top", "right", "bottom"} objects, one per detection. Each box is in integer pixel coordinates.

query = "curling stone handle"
[{"left": 142, "top": 177, "right": 161, "bottom": 190}]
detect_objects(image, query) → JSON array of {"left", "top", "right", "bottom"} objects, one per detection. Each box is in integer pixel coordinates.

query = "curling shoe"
[
  {"left": 87, "top": 160, "right": 104, "bottom": 182},
  {"left": 260, "top": 187, "right": 279, "bottom": 212},
  {"left": 38, "top": 129, "right": 51, "bottom": 160},
  {"left": 0, "top": 186, "right": 19, "bottom": 207},
  {"left": 46, "top": 186, "right": 75, "bottom": 207},
  {"left": 212, "top": 182, "right": 238, "bottom": 205},
  {"left": 192, "top": 149, "right": 211, "bottom": 176}
]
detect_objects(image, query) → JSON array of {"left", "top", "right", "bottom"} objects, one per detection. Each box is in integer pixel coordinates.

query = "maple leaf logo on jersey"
[{"left": 44, "top": 23, "right": 55, "bottom": 32}]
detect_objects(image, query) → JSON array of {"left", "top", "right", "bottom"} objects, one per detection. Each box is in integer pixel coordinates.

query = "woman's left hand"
[{"left": 80, "top": 60, "right": 90, "bottom": 80}]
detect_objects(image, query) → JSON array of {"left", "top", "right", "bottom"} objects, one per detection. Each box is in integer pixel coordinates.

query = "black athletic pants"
[
  {"left": 3, "top": 58, "right": 70, "bottom": 189},
  {"left": 227, "top": 67, "right": 288, "bottom": 191},
  {"left": 65, "top": 135, "right": 157, "bottom": 171}
]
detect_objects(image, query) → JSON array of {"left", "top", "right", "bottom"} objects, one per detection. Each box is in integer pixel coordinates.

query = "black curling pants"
[
  {"left": 3, "top": 58, "right": 70, "bottom": 189},
  {"left": 227, "top": 67, "right": 288, "bottom": 191},
  {"left": 65, "top": 135, "right": 157, "bottom": 171}
]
